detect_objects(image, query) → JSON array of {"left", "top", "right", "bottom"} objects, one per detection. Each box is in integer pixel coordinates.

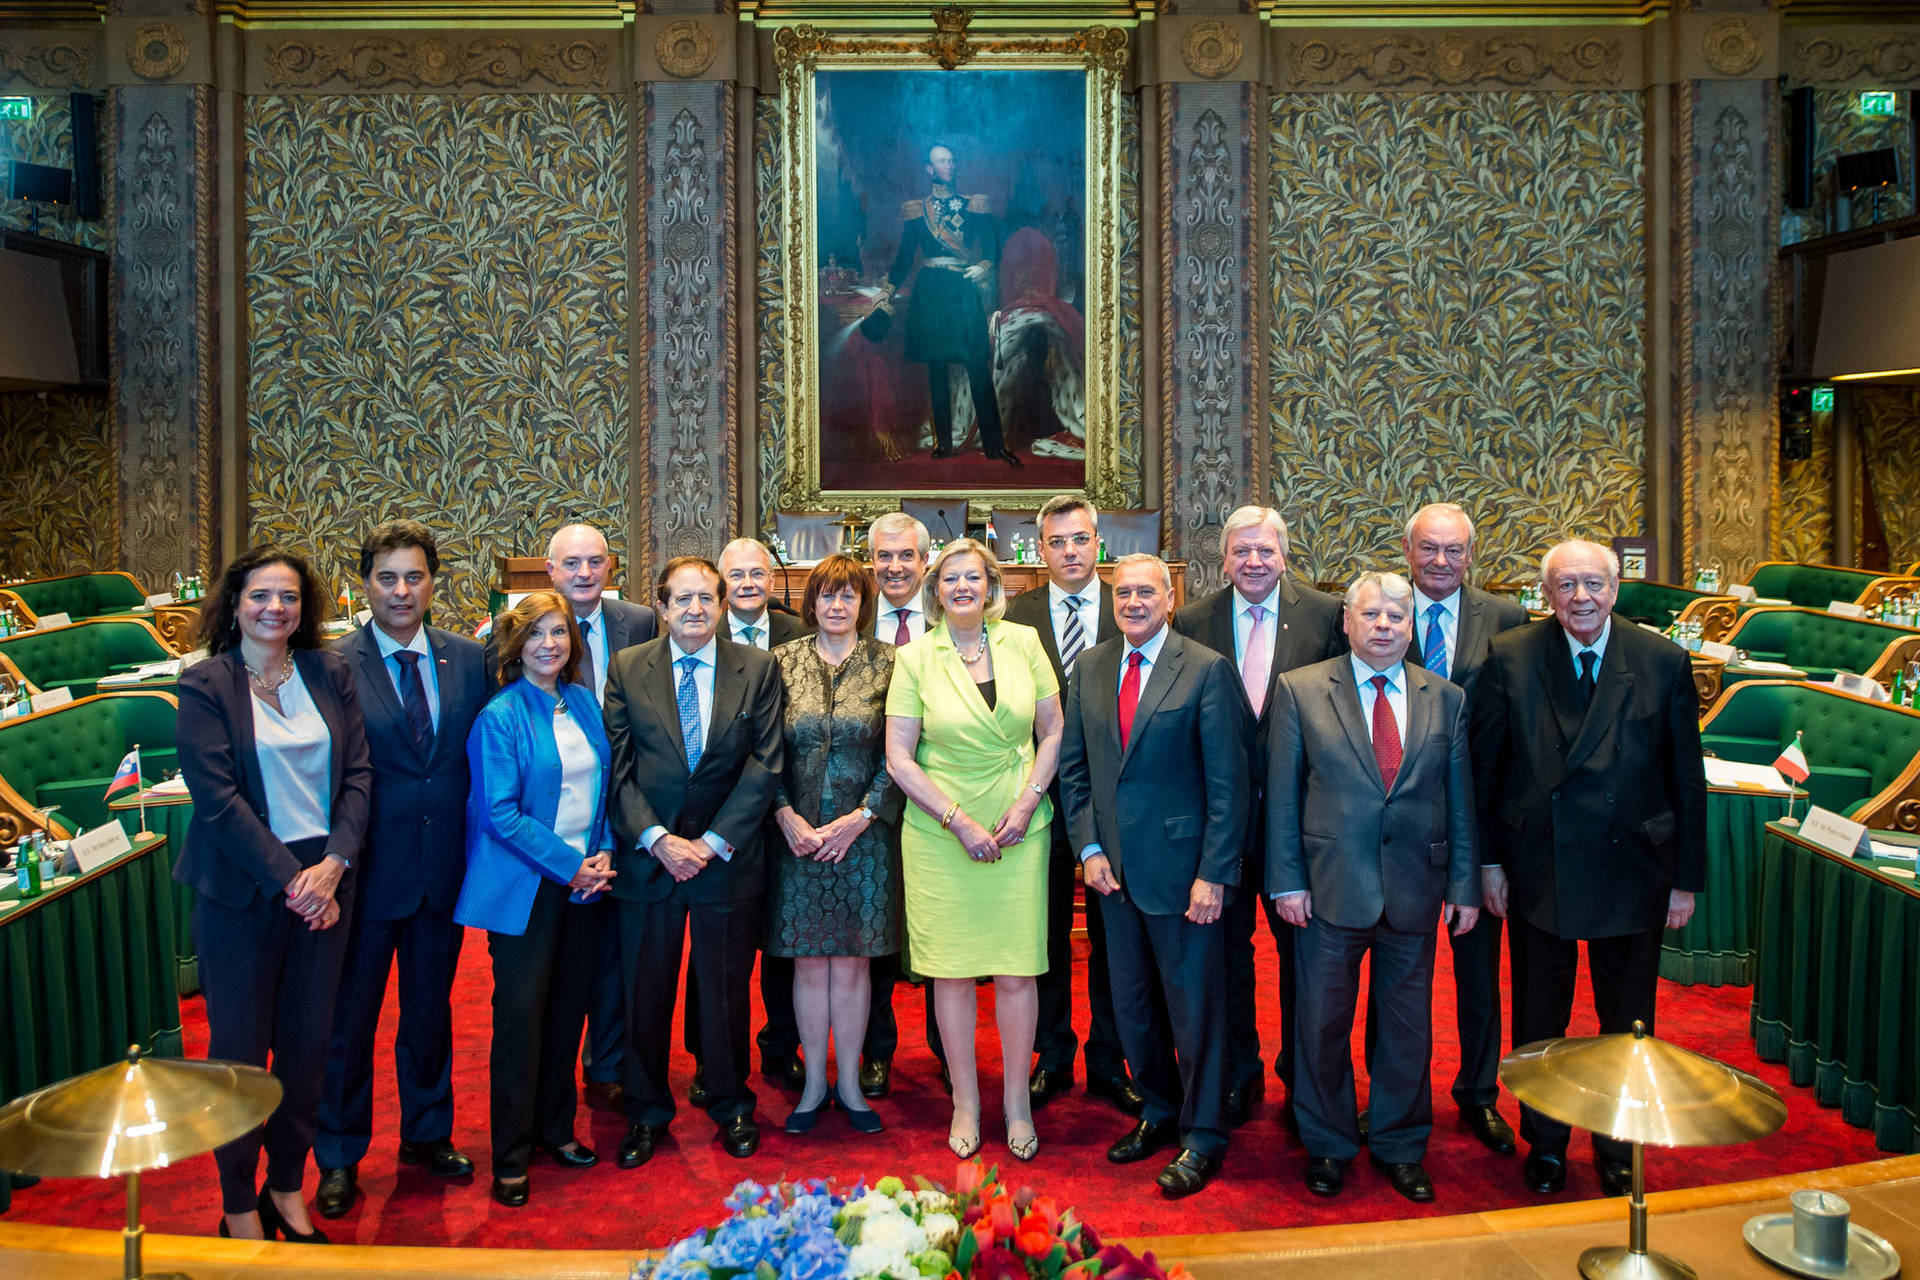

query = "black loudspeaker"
[
  {"left": 8, "top": 160, "right": 71, "bottom": 205},
  {"left": 69, "top": 91, "right": 98, "bottom": 220},
  {"left": 1787, "top": 87, "right": 1814, "bottom": 209},
  {"left": 1836, "top": 147, "right": 1900, "bottom": 194}
]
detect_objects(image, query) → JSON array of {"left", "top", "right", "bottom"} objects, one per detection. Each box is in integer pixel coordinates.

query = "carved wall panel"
[
  {"left": 1276, "top": 29, "right": 1627, "bottom": 92},
  {"left": 0, "top": 38, "right": 96, "bottom": 91},
  {"left": 255, "top": 33, "right": 615, "bottom": 92},
  {"left": 1790, "top": 32, "right": 1920, "bottom": 88}
]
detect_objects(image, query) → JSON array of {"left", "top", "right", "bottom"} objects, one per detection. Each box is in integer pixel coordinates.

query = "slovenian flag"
[
  {"left": 104, "top": 747, "right": 141, "bottom": 798},
  {"left": 1773, "top": 733, "right": 1810, "bottom": 784}
]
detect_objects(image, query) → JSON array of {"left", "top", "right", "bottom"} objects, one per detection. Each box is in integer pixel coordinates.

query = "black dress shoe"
[
  {"left": 1155, "top": 1148, "right": 1220, "bottom": 1198},
  {"left": 1106, "top": 1118, "right": 1179, "bottom": 1165},
  {"left": 721, "top": 1115, "right": 762, "bottom": 1159},
  {"left": 858, "top": 1058, "right": 892, "bottom": 1099},
  {"left": 1524, "top": 1149, "right": 1568, "bottom": 1194},
  {"left": 490, "top": 1176, "right": 530, "bottom": 1208},
  {"left": 1356, "top": 1107, "right": 1370, "bottom": 1145},
  {"left": 618, "top": 1124, "right": 666, "bottom": 1169},
  {"left": 1303, "top": 1156, "right": 1347, "bottom": 1198},
  {"left": 1594, "top": 1156, "right": 1633, "bottom": 1198},
  {"left": 1224, "top": 1076, "right": 1264, "bottom": 1128},
  {"left": 256, "top": 1187, "right": 328, "bottom": 1244},
  {"left": 688, "top": 1067, "right": 712, "bottom": 1109},
  {"left": 1459, "top": 1104, "right": 1516, "bottom": 1153},
  {"left": 1028, "top": 1066, "right": 1072, "bottom": 1109},
  {"left": 397, "top": 1139, "right": 475, "bottom": 1178},
  {"left": 1086, "top": 1073, "right": 1147, "bottom": 1116},
  {"left": 1370, "top": 1156, "right": 1435, "bottom": 1203},
  {"left": 990, "top": 448, "right": 1024, "bottom": 468},
  {"left": 584, "top": 1080, "right": 627, "bottom": 1113},
  {"left": 764, "top": 1053, "right": 808, "bottom": 1092},
  {"left": 314, "top": 1166, "right": 357, "bottom": 1219},
  {"left": 931, "top": 446, "right": 958, "bottom": 460},
  {"left": 537, "top": 1140, "right": 597, "bottom": 1169}
]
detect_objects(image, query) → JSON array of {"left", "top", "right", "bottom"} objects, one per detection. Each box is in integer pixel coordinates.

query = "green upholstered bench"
[
  {"left": 0, "top": 618, "right": 177, "bottom": 699},
  {"left": 0, "top": 571, "right": 151, "bottom": 627},
  {"left": 1720, "top": 607, "right": 1920, "bottom": 687},
  {"left": 0, "top": 691, "right": 180, "bottom": 841},
  {"left": 1698, "top": 679, "right": 1920, "bottom": 821},
  {"left": 1744, "top": 562, "right": 1885, "bottom": 611},
  {"left": 1616, "top": 581, "right": 1738, "bottom": 633}
]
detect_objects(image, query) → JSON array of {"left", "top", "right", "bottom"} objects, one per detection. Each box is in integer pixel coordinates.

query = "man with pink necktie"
[{"left": 1173, "top": 505, "right": 1343, "bottom": 1128}]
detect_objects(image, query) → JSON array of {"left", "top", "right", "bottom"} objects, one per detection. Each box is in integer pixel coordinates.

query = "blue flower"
[
  {"left": 725, "top": 1181, "right": 772, "bottom": 1213},
  {"left": 779, "top": 1229, "right": 848, "bottom": 1280},
  {"left": 708, "top": 1216, "right": 775, "bottom": 1270}
]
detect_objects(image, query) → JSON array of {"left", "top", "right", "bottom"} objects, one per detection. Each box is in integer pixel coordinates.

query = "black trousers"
[
  {"left": 314, "top": 903, "right": 464, "bottom": 1170},
  {"left": 1296, "top": 915, "right": 1437, "bottom": 1165},
  {"left": 1363, "top": 907, "right": 1505, "bottom": 1110},
  {"left": 195, "top": 836, "right": 351, "bottom": 1214},
  {"left": 580, "top": 896, "right": 625, "bottom": 1085},
  {"left": 486, "top": 877, "right": 595, "bottom": 1178},
  {"left": 621, "top": 892, "right": 763, "bottom": 1127},
  {"left": 1223, "top": 837, "right": 1296, "bottom": 1096},
  {"left": 927, "top": 357, "right": 1005, "bottom": 454},
  {"left": 1104, "top": 892, "right": 1228, "bottom": 1158},
  {"left": 1509, "top": 913, "right": 1662, "bottom": 1163},
  {"left": 684, "top": 950, "right": 801, "bottom": 1065},
  {"left": 1035, "top": 832, "right": 1126, "bottom": 1080}
]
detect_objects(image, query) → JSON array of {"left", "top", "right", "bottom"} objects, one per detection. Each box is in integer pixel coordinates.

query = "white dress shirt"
[
  {"left": 875, "top": 589, "right": 928, "bottom": 644},
  {"left": 640, "top": 636, "right": 733, "bottom": 861},
  {"left": 1077, "top": 622, "right": 1171, "bottom": 864},
  {"left": 1232, "top": 588, "right": 1280, "bottom": 667},
  {"left": 1048, "top": 579, "right": 1100, "bottom": 656},
  {"left": 551, "top": 702, "right": 600, "bottom": 857},
  {"left": 1410, "top": 586, "right": 1462, "bottom": 674},
  {"left": 372, "top": 622, "right": 439, "bottom": 730},
  {"left": 729, "top": 610, "right": 773, "bottom": 649},
  {"left": 576, "top": 602, "right": 610, "bottom": 704},
  {"left": 1563, "top": 617, "right": 1612, "bottom": 678},
  {"left": 1351, "top": 654, "right": 1408, "bottom": 753},
  {"left": 252, "top": 663, "right": 332, "bottom": 844}
]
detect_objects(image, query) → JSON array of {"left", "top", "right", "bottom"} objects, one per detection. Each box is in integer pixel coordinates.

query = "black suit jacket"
[
  {"left": 1058, "top": 631, "right": 1251, "bottom": 916},
  {"left": 1003, "top": 579, "right": 1117, "bottom": 687},
  {"left": 603, "top": 637, "right": 785, "bottom": 904},
  {"left": 1469, "top": 616, "right": 1707, "bottom": 939},
  {"left": 484, "top": 595, "right": 658, "bottom": 693},
  {"left": 1172, "top": 578, "right": 1345, "bottom": 773},
  {"left": 174, "top": 648, "right": 374, "bottom": 911},
  {"left": 338, "top": 624, "right": 487, "bottom": 920},
  {"left": 1404, "top": 585, "right": 1528, "bottom": 704},
  {"left": 731, "top": 610, "right": 807, "bottom": 648}
]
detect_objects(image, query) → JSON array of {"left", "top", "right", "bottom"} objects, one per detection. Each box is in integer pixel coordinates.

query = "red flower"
[
  {"left": 970, "top": 1245, "right": 1029, "bottom": 1280},
  {"left": 988, "top": 1195, "right": 1018, "bottom": 1240},
  {"left": 1015, "top": 1211, "right": 1054, "bottom": 1258},
  {"left": 972, "top": 1221, "right": 996, "bottom": 1252},
  {"left": 1028, "top": 1196, "right": 1061, "bottom": 1233},
  {"left": 1095, "top": 1244, "right": 1169, "bottom": 1280},
  {"left": 953, "top": 1161, "right": 985, "bottom": 1196}
]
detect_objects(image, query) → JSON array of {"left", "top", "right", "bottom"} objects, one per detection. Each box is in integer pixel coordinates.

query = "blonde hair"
[{"left": 924, "top": 538, "right": 1007, "bottom": 626}]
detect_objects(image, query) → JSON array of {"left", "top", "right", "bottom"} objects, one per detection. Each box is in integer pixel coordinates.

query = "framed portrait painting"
[{"left": 774, "top": 25, "right": 1129, "bottom": 516}]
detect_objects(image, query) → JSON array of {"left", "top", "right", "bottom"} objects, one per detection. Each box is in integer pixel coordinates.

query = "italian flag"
[{"left": 1774, "top": 734, "right": 1810, "bottom": 784}]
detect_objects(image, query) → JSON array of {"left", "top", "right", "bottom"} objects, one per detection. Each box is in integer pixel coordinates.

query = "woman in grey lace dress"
[{"left": 766, "top": 554, "right": 903, "bottom": 1136}]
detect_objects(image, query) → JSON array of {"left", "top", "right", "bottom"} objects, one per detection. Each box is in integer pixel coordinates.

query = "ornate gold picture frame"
[{"left": 774, "top": 22, "right": 1129, "bottom": 519}]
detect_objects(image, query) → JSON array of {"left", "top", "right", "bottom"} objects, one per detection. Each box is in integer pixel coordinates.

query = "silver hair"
[
  {"left": 1540, "top": 539, "right": 1620, "bottom": 586},
  {"left": 1220, "top": 505, "right": 1290, "bottom": 557},
  {"left": 923, "top": 538, "right": 1007, "bottom": 625},
  {"left": 868, "top": 511, "right": 931, "bottom": 555},
  {"left": 1343, "top": 570, "right": 1415, "bottom": 611},
  {"left": 1403, "top": 502, "right": 1476, "bottom": 545},
  {"left": 718, "top": 537, "right": 775, "bottom": 570},
  {"left": 1112, "top": 552, "right": 1172, "bottom": 592}
]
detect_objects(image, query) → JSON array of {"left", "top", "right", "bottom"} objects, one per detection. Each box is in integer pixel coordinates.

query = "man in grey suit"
[
  {"left": 1059, "top": 555, "right": 1251, "bottom": 1198},
  {"left": 1268, "top": 571, "right": 1479, "bottom": 1204}
]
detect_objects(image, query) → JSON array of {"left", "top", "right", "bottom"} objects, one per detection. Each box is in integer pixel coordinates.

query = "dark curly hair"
[{"left": 197, "top": 545, "right": 331, "bottom": 655}]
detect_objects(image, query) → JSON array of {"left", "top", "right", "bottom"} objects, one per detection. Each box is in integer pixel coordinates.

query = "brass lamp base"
[{"left": 1578, "top": 1245, "right": 1698, "bottom": 1280}]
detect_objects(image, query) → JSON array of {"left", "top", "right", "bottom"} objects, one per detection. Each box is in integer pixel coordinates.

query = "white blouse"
[
  {"left": 551, "top": 702, "right": 600, "bottom": 857},
  {"left": 251, "top": 663, "right": 332, "bottom": 844}
]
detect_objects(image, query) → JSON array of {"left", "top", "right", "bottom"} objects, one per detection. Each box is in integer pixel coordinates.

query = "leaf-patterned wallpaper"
[
  {"left": 1267, "top": 91, "right": 1646, "bottom": 586},
  {"left": 0, "top": 390, "right": 115, "bottom": 578},
  {"left": 1857, "top": 386, "right": 1920, "bottom": 571},
  {"left": 245, "top": 94, "right": 630, "bottom": 629},
  {"left": 0, "top": 93, "right": 107, "bottom": 251},
  {"left": 1781, "top": 90, "right": 1910, "bottom": 248},
  {"left": 1776, "top": 414, "right": 1833, "bottom": 565}
]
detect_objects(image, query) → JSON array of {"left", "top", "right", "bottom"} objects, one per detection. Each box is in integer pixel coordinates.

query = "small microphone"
[
  {"left": 935, "top": 508, "right": 959, "bottom": 541},
  {"left": 766, "top": 534, "right": 793, "bottom": 607}
]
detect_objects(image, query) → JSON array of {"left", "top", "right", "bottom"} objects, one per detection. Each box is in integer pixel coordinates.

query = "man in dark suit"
[
  {"left": 1173, "top": 504, "right": 1343, "bottom": 1126},
  {"left": 603, "top": 556, "right": 785, "bottom": 1165},
  {"left": 315, "top": 521, "right": 489, "bottom": 1218},
  {"left": 1359, "top": 503, "right": 1528, "bottom": 1156},
  {"left": 1059, "top": 554, "right": 1250, "bottom": 1198},
  {"left": 1002, "top": 495, "right": 1141, "bottom": 1117},
  {"left": 1268, "top": 571, "right": 1480, "bottom": 1203},
  {"left": 1471, "top": 539, "right": 1706, "bottom": 1198},
  {"left": 719, "top": 538, "right": 809, "bottom": 652}
]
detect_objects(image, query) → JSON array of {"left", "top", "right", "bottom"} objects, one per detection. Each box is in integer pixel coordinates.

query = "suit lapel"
[
  {"left": 351, "top": 628, "right": 407, "bottom": 743},
  {"left": 646, "top": 645, "right": 693, "bottom": 773},
  {"left": 1081, "top": 642, "right": 1124, "bottom": 761},
  {"left": 1455, "top": 592, "right": 1488, "bottom": 675},
  {"left": 706, "top": 643, "right": 749, "bottom": 760},
  {"left": 1392, "top": 665, "right": 1436, "bottom": 794},
  {"left": 1564, "top": 626, "right": 1632, "bottom": 773},
  {"left": 1535, "top": 627, "right": 1587, "bottom": 749},
  {"left": 1119, "top": 634, "right": 1184, "bottom": 771},
  {"left": 427, "top": 627, "right": 457, "bottom": 764},
  {"left": 226, "top": 654, "right": 266, "bottom": 803},
  {"left": 1326, "top": 662, "right": 1382, "bottom": 793},
  {"left": 1028, "top": 590, "right": 1065, "bottom": 679}
]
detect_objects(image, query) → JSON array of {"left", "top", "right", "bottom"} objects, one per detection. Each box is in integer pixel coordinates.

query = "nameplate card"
[
  {"left": 33, "top": 612, "right": 71, "bottom": 630},
  {"left": 1728, "top": 583, "right": 1756, "bottom": 602},
  {"left": 28, "top": 687, "right": 73, "bottom": 714},
  {"left": 1828, "top": 601, "right": 1869, "bottom": 619},
  {"left": 1800, "top": 806, "right": 1871, "bottom": 859},
  {"left": 1699, "top": 640, "right": 1737, "bottom": 662},
  {"left": 1830, "top": 672, "right": 1888, "bottom": 702},
  {"left": 143, "top": 592, "right": 174, "bottom": 607},
  {"left": 69, "top": 822, "right": 132, "bottom": 873}
]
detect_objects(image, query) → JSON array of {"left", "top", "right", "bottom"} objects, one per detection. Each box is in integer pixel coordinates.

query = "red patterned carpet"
[{"left": 3, "top": 924, "right": 1883, "bottom": 1251}]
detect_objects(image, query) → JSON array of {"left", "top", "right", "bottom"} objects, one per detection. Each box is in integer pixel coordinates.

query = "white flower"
[
  {"left": 913, "top": 1190, "right": 956, "bottom": 1214},
  {"left": 920, "top": 1212, "right": 960, "bottom": 1252},
  {"left": 847, "top": 1240, "right": 914, "bottom": 1279},
  {"left": 862, "top": 1210, "right": 927, "bottom": 1256}
]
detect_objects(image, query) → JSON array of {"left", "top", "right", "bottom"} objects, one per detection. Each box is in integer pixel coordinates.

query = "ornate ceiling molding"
[
  {"left": 1701, "top": 16, "right": 1763, "bottom": 77},
  {"left": 0, "top": 37, "right": 98, "bottom": 90},
  {"left": 1789, "top": 30, "right": 1920, "bottom": 86},
  {"left": 1283, "top": 31, "right": 1624, "bottom": 89},
  {"left": 127, "top": 23, "right": 191, "bottom": 82},
  {"left": 258, "top": 33, "right": 613, "bottom": 91},
  {"left": 654, "top": 19, "right": 717, "bottom": 79},
  {"left": 1182, "top": 20, "right": 1245, "bottom": 79}
]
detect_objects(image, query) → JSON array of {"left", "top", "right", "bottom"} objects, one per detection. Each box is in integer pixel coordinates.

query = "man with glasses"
[
  {"left": 1004, "top": 496, "right": 1143, "bottom": 1118},
  {"left": 719, "top": 539, "right": 808, "bottom": 652},
  {"left": 1469, "top": 539, "right": 1705, "bottom": 1198}
]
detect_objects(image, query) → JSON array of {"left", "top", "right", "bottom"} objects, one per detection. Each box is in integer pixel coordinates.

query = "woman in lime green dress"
[{"left": 885, "top": 539, "right": 1064, "bottom": 1165}]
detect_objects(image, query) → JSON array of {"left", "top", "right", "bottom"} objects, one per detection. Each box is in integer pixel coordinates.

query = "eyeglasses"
[
  {"left": 724, "top": 568, "right": 769, "bottom": 583},
  {"left": 1044, "top": 534, "right": 1094, "bottom": 551}
]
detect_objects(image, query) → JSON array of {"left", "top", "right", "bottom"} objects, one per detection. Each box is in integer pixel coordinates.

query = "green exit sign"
[
  {"left": 0, "top": 98, "right": 32, "bottom": 122},
  {"left": 1860, "top": 91, "right": 1899, "bottom": 117},
  {"left": 1812, "top": 386, "right": 1835, "bottom": 413}
]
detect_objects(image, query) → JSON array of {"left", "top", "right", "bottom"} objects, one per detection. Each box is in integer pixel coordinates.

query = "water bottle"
[{"left": 14, "top": 838, "right": 41, "bottom": 898}]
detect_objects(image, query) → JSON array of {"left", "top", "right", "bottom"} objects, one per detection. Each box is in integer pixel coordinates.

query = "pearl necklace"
[{"left": 953, "top": 632, "right": 989, "bottom": 665}]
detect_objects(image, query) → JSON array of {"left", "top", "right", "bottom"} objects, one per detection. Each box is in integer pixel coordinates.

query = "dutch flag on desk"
[{"left": 104, "top": 747, "right": 141, "bottom": 800}]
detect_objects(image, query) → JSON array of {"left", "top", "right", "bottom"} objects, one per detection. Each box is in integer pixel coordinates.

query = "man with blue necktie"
[{"left": 1358, "top": 503, "right": 1526, "bottom": 1157}]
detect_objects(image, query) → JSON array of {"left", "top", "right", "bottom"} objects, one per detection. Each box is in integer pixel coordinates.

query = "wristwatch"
[
  {"left": 858, "top": 805, "right": 876, "bottom": 821},
  {"left": 1028, "top": 783, "right": 1045, "bottom": 797}
]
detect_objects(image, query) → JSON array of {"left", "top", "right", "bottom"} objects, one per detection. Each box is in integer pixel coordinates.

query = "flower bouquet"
[{"left": 635, "top": 1161, "right": 1195, "bottom": 1280}]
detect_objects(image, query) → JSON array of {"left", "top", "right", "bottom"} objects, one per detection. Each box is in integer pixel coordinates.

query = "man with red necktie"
[{"left": 1266, "top": 571, "right": 1480, "bottom": 1204}]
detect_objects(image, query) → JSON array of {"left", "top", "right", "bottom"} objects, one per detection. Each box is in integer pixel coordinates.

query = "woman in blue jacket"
[{"left": 455, "top": 590, "right": 615, "bottom": 1208}]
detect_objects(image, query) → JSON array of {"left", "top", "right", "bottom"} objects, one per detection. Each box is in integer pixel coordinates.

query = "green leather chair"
[
  {"left": 1744, "top": 562, "right": 1884, "bottom": 610},
  {"left": 0, "top": 571, "right": 151, "bottom": 627},
  {"left": 0, "top": 691, "right": 180, "bottom": 839},
  {"left": 1616, "top": 581, "right": 1736, "bottom": 632},
  {"left": 1698, "top": 679, "right": 1920, "bottom": 821},
  {"left": 1720, "top": 607, "right": 1920, "bottom": 686},
  {"left": 0, "top": 618, "right": 177, "bottom": 699}
]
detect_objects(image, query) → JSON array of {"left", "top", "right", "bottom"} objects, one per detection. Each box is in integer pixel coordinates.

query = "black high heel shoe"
[
  {"left": 257, "top": 1186, "right": 330, "bottom": 1244},
  {"left": 832, "top": 1084, "right": 883, "bottom": 1134}
]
